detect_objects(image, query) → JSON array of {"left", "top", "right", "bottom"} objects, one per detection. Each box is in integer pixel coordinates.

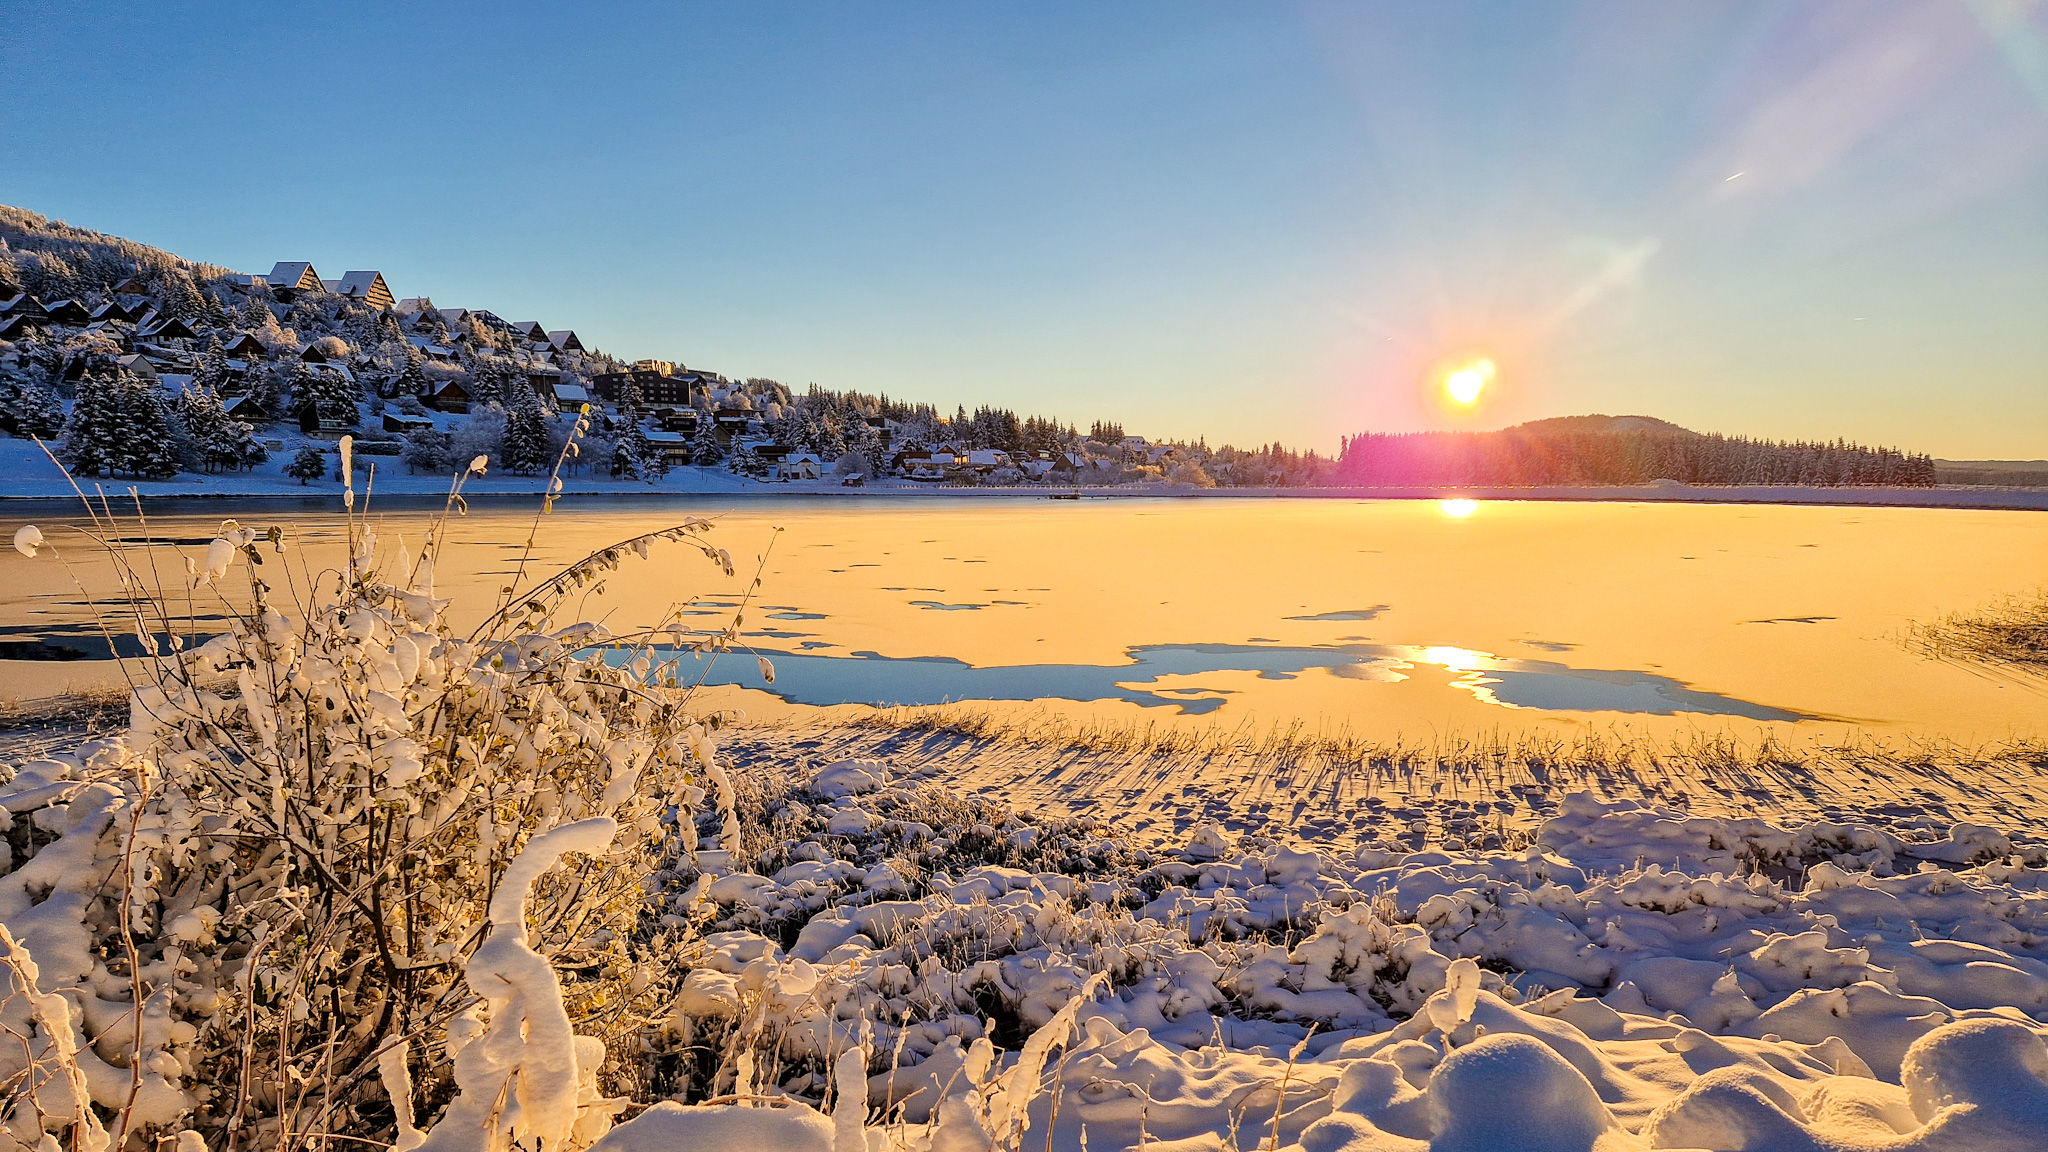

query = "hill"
[{"left": 1512, "top": 413, "right": 1696, "bottom": 437}]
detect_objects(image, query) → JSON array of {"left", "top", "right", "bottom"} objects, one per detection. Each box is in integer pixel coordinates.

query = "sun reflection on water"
[{"left": 1440, "top": 498, "right": 1479, "bottom": 518}]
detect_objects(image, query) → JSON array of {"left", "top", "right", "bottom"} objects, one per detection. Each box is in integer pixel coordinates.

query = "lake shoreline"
[{"left": 1, "top": 479, "right": 2045, "bottom": 512}]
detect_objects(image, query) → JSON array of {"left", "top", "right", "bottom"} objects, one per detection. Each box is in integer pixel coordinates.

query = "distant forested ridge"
[{"left": 1334, "top": 416, "right": 1936, "bottom": 488}]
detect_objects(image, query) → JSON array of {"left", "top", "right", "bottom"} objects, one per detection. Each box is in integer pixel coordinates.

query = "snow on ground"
[
  {"left": 599, "top": 747, "right": 2048, "bottom": 1151},
  {"left": 718, "top": 718, "right": 2048, "bottom": 857}
]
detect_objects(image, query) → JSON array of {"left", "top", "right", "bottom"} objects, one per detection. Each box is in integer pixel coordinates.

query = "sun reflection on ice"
[
  {"left": 1439, "top": 498, "right": 1479, "bottom": 518},
  {"left": 1412, "top": 644, "right": 1523, "bottom": 708}
]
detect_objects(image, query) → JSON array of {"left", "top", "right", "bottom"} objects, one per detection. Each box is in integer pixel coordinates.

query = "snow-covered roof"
[
  {"left": 267, "top": 262, "right": 322, "bottom": 291},
  {"left": 547, "top": 330, "right": 583, "bottom": 350},
  {"left": 335, "top": 271, "right": 393, "bottom": 307},
  {"left": 553, "top": 383, "right": 591, "bottom": 403}
]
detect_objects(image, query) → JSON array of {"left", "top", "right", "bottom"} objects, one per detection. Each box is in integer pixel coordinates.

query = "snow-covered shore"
[
  {"left": 598, "top": 738, "right": 2048, "bottom": 1150},
  {"left": 0, "top": 431, "right": 2043, "bottom": 512}
]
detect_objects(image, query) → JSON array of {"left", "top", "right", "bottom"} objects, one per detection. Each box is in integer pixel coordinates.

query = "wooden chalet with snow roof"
[
  {"left": 547, "top": 330, "right": 584, "bottom": 353},
  {"left": 335, "top": 271, "right": 395, "bottom": 310},
  {"left": 267, "top": 262, "right": 324, "bottom": 299},
  {"left": 0, "top": 295, "right": 50, "bottom": 323},
  {"left": 40, "top": 299, "right": 91, "bottom": 325},
  {"left": 138, "top": 313, "right": 198, "bottom": 341},
  {"left": 218, "top": 332, "right": 266, "bottom": 358}
]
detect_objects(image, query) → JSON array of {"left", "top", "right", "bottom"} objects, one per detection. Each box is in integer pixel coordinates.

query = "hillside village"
[{"left": 0, "top": 206, "right": 1330, "bottom": 493}]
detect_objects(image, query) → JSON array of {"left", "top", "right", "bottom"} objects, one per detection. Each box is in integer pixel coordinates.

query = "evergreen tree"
[
  {"left": 109, "top": 375, "right": 182, "bottom": 478},
  {"left": 500, "top": 393, "right": 552, "bottom": 475},
  {"left": 65, "top": 370, "right": 180, "bottom": 478},
  {"left": 285, "top": 447, "right": 327, "bottom": 484},
  {"left": 689, "top": 418, "right": 724, "bottom": 468},
  {"left": 294, "top": 365, "right": 359, "bottom": 429},
  {"left": 60, "top": 370, "right": 122, "bottom": 476},
  {"left": 0, "top": 361, "right": 64, "bottom": 438},
  {"left": 397, "top": 344, "right": 428, "bottom": 397},
  {"left": 176, "top": 384, "right": 254, "bottom": 472}
]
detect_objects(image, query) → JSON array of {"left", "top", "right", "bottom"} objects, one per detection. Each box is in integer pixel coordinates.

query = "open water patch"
[{"left": 653, "top": 640, "right": 1811, "bottom": 719}]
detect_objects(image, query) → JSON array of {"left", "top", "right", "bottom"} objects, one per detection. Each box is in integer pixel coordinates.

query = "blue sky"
[{"left": 4, "top": 1, "right": 2044, "bottom": 456}]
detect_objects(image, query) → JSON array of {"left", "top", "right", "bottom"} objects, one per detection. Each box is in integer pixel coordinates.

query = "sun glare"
[
  {"left": 1444, "top": 358, "right": 1495, "bottom": 406},
  {"left": 1439, "top": 498, "right": 1479, "bottom": 518}
]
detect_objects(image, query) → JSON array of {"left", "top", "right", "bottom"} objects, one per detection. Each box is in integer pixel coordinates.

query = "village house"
[
  {"left": 776, "top": 452, "right": 824, "bottom": 481},
  {"left": 548, "top": 330, "right": 585, "bottom": 353},
  {"left": 266, "top": 262, "right": 324, "bottom": 298},
  {"left": 426, "top": 379, "right": 471, "bottom": 413},
  {"left": 334, "top": 271, "right": 394, "bottom": 310},
  {"left": 40, "top": 299, "right": 91, "bottom": 325}
]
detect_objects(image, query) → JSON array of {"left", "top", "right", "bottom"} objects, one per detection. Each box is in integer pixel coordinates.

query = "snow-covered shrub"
[{"left": 0, "top": 433, "right": 756, "bottom": 1149}]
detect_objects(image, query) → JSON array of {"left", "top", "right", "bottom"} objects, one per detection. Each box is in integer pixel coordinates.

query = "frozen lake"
[{"left": 1, "top": 494, "right": 2043, "bottom": 742}]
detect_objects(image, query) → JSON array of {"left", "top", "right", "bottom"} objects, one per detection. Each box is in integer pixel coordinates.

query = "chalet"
[
  {"left": 712, "top": 408, "right": 753, "bottom": 434},
  {"left": 653, "top": 407, "right": 698, "bottom": 434},
  {"left": 776, "top": 453, "right": 823, "bottom": 481},
  {"left": 158, "top": 373, "right": 195, "bottom": 395},
  {"left": 0, "top": 315, "right": 38, "bottom": 341},
  {"left": 382, "top": 412, "right": 435, "bottom": 434},
  {"left": 40, "top": 299, "right": 91, "bottom": 325},
  {"left": 963, "top": 449, "right": 1013, "bottom": 473},
  {"left": 643, "top": 429, "right": 691, "bottom": 466},
  {"left": 425, "top": 380, "right": 471, "bottom": 413},
  {"left": 139, "top": 314, "right": 198, "bottom": 341},
  {"left": 0, "top": 295, "right": 49, "bottom": 322},
  {"left": 222, "top": 394, "right": 268, "bottom": 422},
  {"left": 511, "top": 321, "right": 548, "bottom": 342},
  {"left": 91, "top": 300, "right": 147, "bottom": 324},
  {"left": 405, "top": 336, "right": 459, "bottom": 360},
  {"left": 266, "top": 262, "right": 324, "bottom": 298},
  {"left": 335, "top": 271, "right": 395, "bottom": 310},
  {"left": 82, "top": 321, "right": 133, "bottom": 348},
  {"left": 220, "top": 273, "right": 267, "bottom": 292},
  {"left": 116, "top": 354, "right": 160, "bottom": 381},
  {"left": 548, "top": 330, "right": 584, "bottom": 353},
  {"left": 432, "top": 308, "right": 470, "bottom": 329},
  {"left": 893, "top": 448, "right": 962, "bottom": 479},
  {"left": 111, "top": 277, "right": 148, "bottom": 295},
  {"left": 299, "top": 343, "right": 329, "bottom": 363},
  {"left": 218, "top": 332, "right": 266, "bottom": 358},
  {"left": 394, "top": 297, "right": 432, "bottom": 315},
  {"left": 553, "top": 381, "right": 591, "bottom": 408}
]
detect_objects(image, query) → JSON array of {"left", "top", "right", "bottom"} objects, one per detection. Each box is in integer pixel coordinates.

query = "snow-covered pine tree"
[
  {"left": 297, "top": 365, "right": 359, "bottom": 429},
  {"left": 0, "top": 359, "right": 64, "bottom": 438},
  {"left": 108, "top": 374, "right": 182, "bottom": 478},
  {"left": 60, "top": 369, "right": 121, "bottom": 476},
  {"left": 397, "top": 343, "right": 428, "bottom": 397},
  {"left": 500, "top": 392, "right": 552, "bottom": 475},
  {"left": 689, "top": 418, "right": 724, "bottom": 468},
  {"left": 176, "top": 384, "right": 247, "bottom": 472}
]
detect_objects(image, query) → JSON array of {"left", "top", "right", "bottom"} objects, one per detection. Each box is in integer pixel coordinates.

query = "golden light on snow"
[
  {"left": 1439, "top": 497, "right": 1479, "bottom": 518},
  {"left": 1445, "top": 358, "right": 1495, "bottom": 405},
  {"left": 1422, "top": 644, "right": 1484, "bottom": 672}
]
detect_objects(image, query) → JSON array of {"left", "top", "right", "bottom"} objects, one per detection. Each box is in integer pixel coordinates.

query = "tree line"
[{"left": 1334, "top": 427, "right": 1936, "bottom": 488}]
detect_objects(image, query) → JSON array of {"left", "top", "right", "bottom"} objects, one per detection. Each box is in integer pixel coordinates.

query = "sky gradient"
[{"left": 4, "top": 1, "right": 2045, "bottom": 457}]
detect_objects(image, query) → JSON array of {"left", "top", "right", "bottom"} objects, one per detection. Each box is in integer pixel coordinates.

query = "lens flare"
[
  {"left": 1440, "top": 498, "right": 1479, "bottom": 518},
  {"left": 1444, "top": 358, "right": 1496, "bottom": 405}
]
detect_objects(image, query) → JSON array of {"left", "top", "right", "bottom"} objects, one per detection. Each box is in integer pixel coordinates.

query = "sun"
[{"left": 1444, "top": 358, "right": 1496, "bottom": 406}]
